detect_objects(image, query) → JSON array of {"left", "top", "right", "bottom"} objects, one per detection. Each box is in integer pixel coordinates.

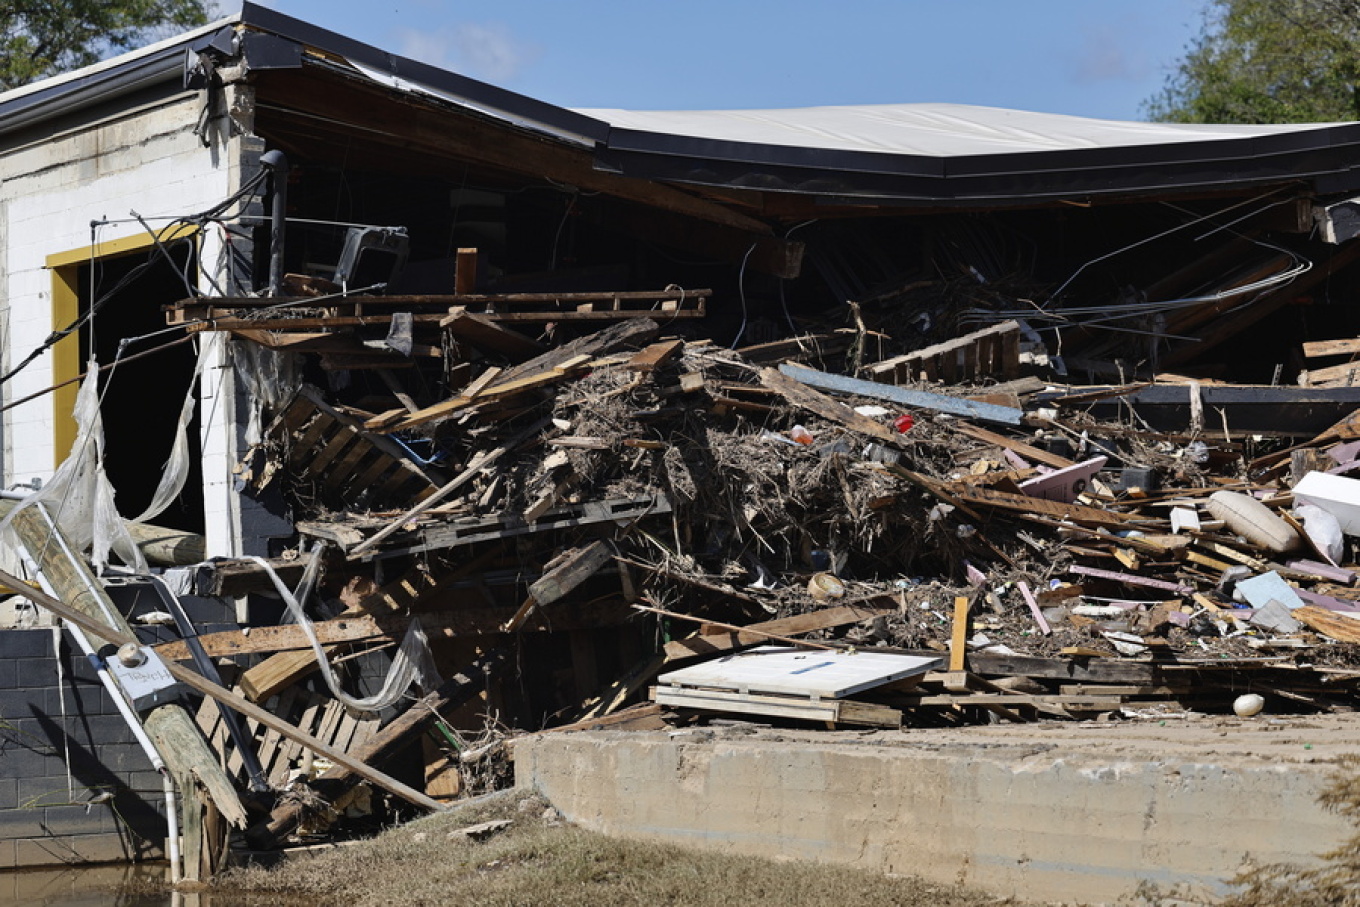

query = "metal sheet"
[{"left": 657, "top": 645, "right": 940, "bottom": 699}]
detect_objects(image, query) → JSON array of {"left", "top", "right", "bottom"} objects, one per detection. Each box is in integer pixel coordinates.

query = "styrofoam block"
[{"left": 1294, "top": 471, "right": 1360, "bottom": 536}]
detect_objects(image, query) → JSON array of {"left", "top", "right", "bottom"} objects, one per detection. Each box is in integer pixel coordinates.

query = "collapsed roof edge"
[{"left": 4, "top": 2, "right": 1360, "bottom": 205}]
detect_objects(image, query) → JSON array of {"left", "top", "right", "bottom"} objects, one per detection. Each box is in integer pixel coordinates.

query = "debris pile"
[{"left": 9, "top": 247, "right": 1360, "bottom": 861}]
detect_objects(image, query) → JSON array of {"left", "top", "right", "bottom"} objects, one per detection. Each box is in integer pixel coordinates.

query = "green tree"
[
  {"left": 1, "top": 0, "right": 212, "bottom": 91},
  {"left": 1145, "top": 0, "right": 1360, "bottom": 123}
]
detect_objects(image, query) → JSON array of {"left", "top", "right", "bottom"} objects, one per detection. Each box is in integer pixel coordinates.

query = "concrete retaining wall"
[{"left": 516, "top": 728, "right": 1354, "bottom": 904}]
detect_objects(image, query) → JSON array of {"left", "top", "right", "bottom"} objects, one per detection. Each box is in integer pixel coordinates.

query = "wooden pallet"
[
  {"left": 195, "top": 687, "right": 381, "bottom": 788},
  {"left": 864, "top": 320, "right": 1021, "bottom": 385},
  {"left": 266, "top": 385, "right": 442, "bottom": 508},
  {"left": 307, "top": 493, "right": 672, "bottom": 560}
]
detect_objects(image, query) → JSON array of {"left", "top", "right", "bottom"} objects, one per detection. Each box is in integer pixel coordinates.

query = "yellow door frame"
[{"left": 44, "top": 226, "right": 199, "bottom": 466}]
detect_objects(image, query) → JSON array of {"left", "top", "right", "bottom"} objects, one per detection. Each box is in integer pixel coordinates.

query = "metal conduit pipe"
[{"left": 260, "top": 149, "right": 289, "bottom": 296}]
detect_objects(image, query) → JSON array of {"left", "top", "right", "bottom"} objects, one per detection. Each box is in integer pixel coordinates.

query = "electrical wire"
[
  {"left": 0, "top": 168, "right": 271, "bottom": 389},
  {"left": 729, "top": 242, "right": 758, "bottom": 349}
]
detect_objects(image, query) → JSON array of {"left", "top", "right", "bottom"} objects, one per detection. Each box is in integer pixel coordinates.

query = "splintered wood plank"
[
  {"left": 757, "top": 366, "right": 901, "bottom": 446},
  {"left": 627, "top": 339, "right": 684, "bottom": 373},
  {"left": 441, "top": 311, "right": 544, "bottom": 360},
  {"left": 943, "top": 481, "right": 1130, "bottom": 526},
  {"left": 949, "top": 596, "right": 970, "bottom": 672},
  {"left": 1304, "top": 337, "right": 1360, "bottom": 359},
  {"left": 529, "top": 541, "right": 614, "bottom": 605},
  {"left": 1294, "top": 606, "right": 1360, "bottom": 642}
]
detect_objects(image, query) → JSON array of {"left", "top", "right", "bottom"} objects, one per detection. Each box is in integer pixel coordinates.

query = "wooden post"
[
  {"left": 949, "top": 595, "right": 970, "bottom": 673},
  {"left": 455, "top": 247, "right": 478, "bottom": 295},
  {"left": 125, "top": 522, "right": 207, "bottom": 566}
]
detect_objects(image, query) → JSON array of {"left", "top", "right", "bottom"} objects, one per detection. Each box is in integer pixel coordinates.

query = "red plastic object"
[{"left": 893, "top": 414, "right": 915, "bottom": 433}]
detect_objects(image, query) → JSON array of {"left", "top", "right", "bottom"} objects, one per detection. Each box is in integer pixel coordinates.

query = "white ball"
[{"left": 1233, "top": 693, "right": 1265, "bottom": 717}]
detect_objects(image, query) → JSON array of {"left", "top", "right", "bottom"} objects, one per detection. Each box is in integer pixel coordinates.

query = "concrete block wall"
[
  {"left": 0, "top": 629, "right": 166, "bottom": 869},
  {"left": 0, "top": 91, "right": 253, "bottom": 556}
]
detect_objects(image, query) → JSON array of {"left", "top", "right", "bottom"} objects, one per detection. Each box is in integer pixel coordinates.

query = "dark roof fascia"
[
  {"left": 598, "top": 122, "right": 1360, "bottom": 204},
  {"left": 0, "top": 38, "right": 201, "bottom": 142},
  {"left": 237, "top": 2, "right": 610, "bottom": 146}
]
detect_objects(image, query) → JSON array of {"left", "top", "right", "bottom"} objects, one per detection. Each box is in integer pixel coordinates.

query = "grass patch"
[{"left": 212, "top": 791, "right": 1026, "bottom": 907}]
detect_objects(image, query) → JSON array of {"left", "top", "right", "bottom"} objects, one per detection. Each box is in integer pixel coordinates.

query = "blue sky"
[{"left": 244, "top": 1, "right": 1207, "bottom": 121}]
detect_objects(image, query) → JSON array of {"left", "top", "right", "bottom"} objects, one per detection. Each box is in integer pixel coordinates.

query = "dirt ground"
[{"left": 203, "top": 790, "right": 1036, "bottom": 907}]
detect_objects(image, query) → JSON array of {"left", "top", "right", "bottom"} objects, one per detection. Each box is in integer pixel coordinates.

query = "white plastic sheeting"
[
  {"left": 0, "top": 360, "right": 144, "bottom": 573},
  {"left": 248, "top": 551, "right": 441, "bottom": 713},
  {"left": 131, "top": 341, "right": 212, "bottom": 526},
  {"left": 232, "top": 340, "right": 300, "bottom": 448}
]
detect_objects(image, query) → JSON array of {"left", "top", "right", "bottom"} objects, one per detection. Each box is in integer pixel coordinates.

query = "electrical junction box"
[{"left": 102, "top": 646, "right": 190, "bottom": 711}]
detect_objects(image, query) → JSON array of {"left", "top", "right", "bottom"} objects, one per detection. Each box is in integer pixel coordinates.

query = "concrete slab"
[{"left": 516, "top": 713, "right": 1360, "bottom": 905}]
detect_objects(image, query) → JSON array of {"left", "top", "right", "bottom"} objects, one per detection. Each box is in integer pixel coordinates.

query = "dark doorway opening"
[{"left": 76, "top": 244, "right": 203, "bottom": 533}]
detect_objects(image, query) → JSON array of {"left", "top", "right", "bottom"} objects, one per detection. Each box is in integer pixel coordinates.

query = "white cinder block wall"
[{"left": 0, "top": 91, "right": 249, "bottom": 555}]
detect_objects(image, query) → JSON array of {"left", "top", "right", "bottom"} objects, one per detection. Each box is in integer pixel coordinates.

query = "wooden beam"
[
  {"left": 757, "top": 366, "right": 901, "bottom": 446},
  {"left": 529, "top": 541, "right": 615, "bottom": 605},
  {"left": 663, "top": 604, "right": 894, "bottom": 661},
  {"left": 441, "top": 311, "right": 544, "bottom": 361},
  {"left": 626, "top": 339, "right": 684, "bottom": 373},
  {"left": 454, "top": 248, "right": 478, "bottom": 295},
  {"left": 1303, "top": 337, "right": 1360, "bottom": 359},
  {"left": 950, "top": 422, "right": 1075, "bottom": 470},
  {"left": 3, "top": 504, "right": 248, "bottom": 883}
]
